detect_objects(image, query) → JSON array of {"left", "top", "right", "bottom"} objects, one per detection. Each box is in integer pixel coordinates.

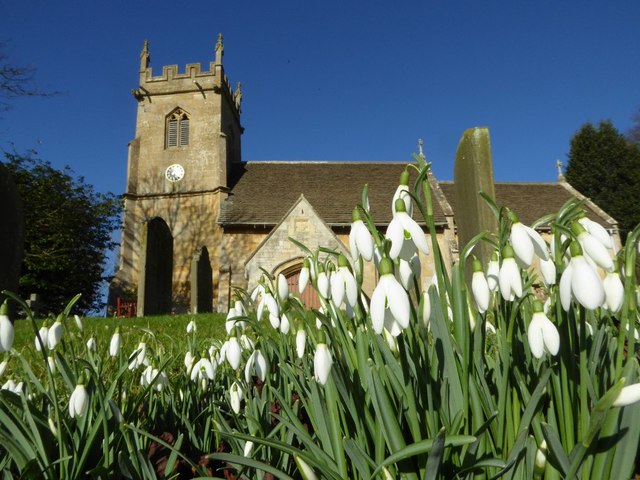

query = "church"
[{"left": 108, "top": 37, "right": 620, "bottom": 316}]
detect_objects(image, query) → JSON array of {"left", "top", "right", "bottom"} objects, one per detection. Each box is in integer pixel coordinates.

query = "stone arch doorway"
[
  {"left": 139, "top": 217, "right": 173, "bottom": 316},
  {"left": 278, "top": 260, "right": 320, "bottom": 310},
  {"left": 191, "top": 246, "right": 213, "bottom": 313}
]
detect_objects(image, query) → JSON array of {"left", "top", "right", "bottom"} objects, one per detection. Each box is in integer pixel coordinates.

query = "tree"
[
  {"left": 565, "top": 120, "right": 640, "bottom": 239},
  {"left": 2, "top": 150, "right": 121, "bottom": 315},
  {"left": 627, "top": 107, "right": 640, "bottom": 146},
  {"left": 0, "top": 45, "right": 55, "bottom": 112}
]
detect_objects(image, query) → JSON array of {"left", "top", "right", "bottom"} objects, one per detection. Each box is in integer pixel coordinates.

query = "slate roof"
[
  {"left": 219, "top": 161, "right": 450, "bottom": 226},
  {"left": 219, "top": 161, "right": 617, "bottom": 230},
  {"left": 438, "top": 182, "right": 616, "bottom": 228}
]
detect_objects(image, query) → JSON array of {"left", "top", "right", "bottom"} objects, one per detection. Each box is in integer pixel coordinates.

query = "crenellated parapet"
[{"left": 132, "top": 35, "right": 241, "bottom": 117}]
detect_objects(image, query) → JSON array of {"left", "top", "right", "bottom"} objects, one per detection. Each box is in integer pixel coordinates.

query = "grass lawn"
[{"left": 9, "top": 312, "right": 228, "bottom": 375}]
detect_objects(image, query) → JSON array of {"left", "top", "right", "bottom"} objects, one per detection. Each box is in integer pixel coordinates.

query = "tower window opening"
[{"left": 166, "top": 109, "right": 190, "bottom": 147}]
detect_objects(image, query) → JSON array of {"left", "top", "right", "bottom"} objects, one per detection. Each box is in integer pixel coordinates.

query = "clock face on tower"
[{"left": 165, "top": 164, "right": 185, "bottom": 182}]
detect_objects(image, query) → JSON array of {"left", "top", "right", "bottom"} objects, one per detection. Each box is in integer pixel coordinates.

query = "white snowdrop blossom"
[
  {"left": 74, "top": 314, "right": 84, "bottom": 332},
  {"left": 573, "top": 222, "right": 613, "bottom": 272},
  {"left": 229, "top": 381, "right": 243, "bottom": 414},
  {"left": 330, "top": 255, "right": 358, "bottom": 308},
  {"left": 386, "top": 199, "right": 429, "bottom": 260},
  {"left": 0, "top": 307, "right": 14, "bottom": 353},
  {"left": 128, "top": 342, "right": 147, "bottom": 370},
  {"left": 245, "top": 349, "right": 267, "bottom": 383},
  {"left": 613, "top": 383, "right": 640, "bottom": 407},
  {"left": 226, "top": 337, "right": 242, "bottom": 369},
  {"left": 141, "top": 366, "right": 168, "bottom": 392},
  {"left": 47, "top": 356, "right": 56, "bottom": 374},
  {"left": 69, "top": 383, "right": 89, "bottom": 418},
  {"left": 313, "top": 341, "right": 333, "bottom": 385},
  {"left": 499, "top": 247, "right": 523, "bottom": 301},
  {"left": 109, "top": 330, "right": 121, "bottom": 357},
  {"left": 86, "top": 337, "right": 96, "bottom": 352},
  {"left": 191, "top": 358, "right": 216, "bottom": 386},
  {"left": 486, "top": 253, "right": 500, "bottom": 292},
  {"left": 251, "top": 281, "right": 265, "bottom": 302},
  {"left": 47, "top": 320, "right": 64, "bottom": 350},
  {"left": 184, "top": 350, "right": 195, "bottom": 374},
  {"left": 257, "top": 292, "right": 280, "bottom": 323},
  {"left": 578, "top": 216, "right": 613, "bottom": 249},
  {"left": 392, "top": 169, "right": 413, "bottom": 216},
  {"left": 35, "top": 326, "right": 48, "bottom": 352},
  {"left": 349, "top": 208, "right": 374, "bottom": 261},
  {"left": 225, "top": 302, "right": 246, "bottom": 334},
  {"left": 277, "top": 274, "right": 289, "bottom": 302},
  {"left": 1, "top": 379, "right": 23, "bottom": 394},
  {"left": 603, "top": 270, "right": 624, "bottom": 312},
  {"left": 420, "top": 291, "right": 431, "bottom": 329},
  {"left": 299, "top": 260, "right": 311, "bottom": 293},
  {"left": 471, "top": 258, "right": 490, "bottom": 314},
  {"left": 559, "top": 242, "right": 605, "bottom": 311},
  {"left": 539, "top": 257, "right": 556, "bottom": 286},
  {"left": 527, "top": 303, "right": 560, "bottom": 358},
  {"left": 186, "top": 320, "right": 196, "bottom": 334},
  {"left": 280, "top": 313, "right": 291, "bottom": 334},
  {"left": 370, "top": 258, "right": 410, "bottom": 337},
  {"left": 244, "top": 441, "right": 254, "bottom": 457},
  {"left": 296, "top": 329, "right": 307, "bottom": 359},
  {"left": 316, "top": 266, "right": 331, "bottom": 300},
  {"left": 295, "top": 456, "right": 319, "bottom": 480},
  {"left": 508, "top": 211, "right": 549, "bottom": 267},
  {"left": 0, "top": 360, "right": 7, "bottom": 377}
]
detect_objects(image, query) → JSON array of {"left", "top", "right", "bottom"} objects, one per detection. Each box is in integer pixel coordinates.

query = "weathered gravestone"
[
  {"left": 453, "top": 127, "right": 498, "bottom": 278},
  {"left": 0, "top": 163, "right": 24, "bottom": 314}
]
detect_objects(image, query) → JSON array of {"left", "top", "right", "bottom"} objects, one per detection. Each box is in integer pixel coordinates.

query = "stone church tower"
[{"left": 110, "top": 36, "right": 242, "bottom": 315}]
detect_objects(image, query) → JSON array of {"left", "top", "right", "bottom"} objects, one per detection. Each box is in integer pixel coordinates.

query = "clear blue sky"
[{"left": 2, "top": 0, "right": 639, "bottom": 196}]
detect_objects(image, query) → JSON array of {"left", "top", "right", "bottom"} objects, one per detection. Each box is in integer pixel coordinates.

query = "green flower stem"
[{"left": 578, "top": 306, "right": 589, "bottom": 441}]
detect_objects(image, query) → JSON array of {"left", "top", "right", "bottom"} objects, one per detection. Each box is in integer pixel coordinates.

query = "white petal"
[
  {"left": 541, "top": 317, "right": 560, "bottom": 356},
  {"left": 370, "top": 282, "right": 387, "bottom": 334},
  {"left": 559, "top": 264, "right": 573, "bottom": 311},
  {"left": 603, "top": 272, "right": 624, "bottom": 312},
  {"left": 354, "top": 221, "right": 374, "bottom": 261},
  {"left": 523, "top": 225, "right": 549, "bottom": 261},
  {"left": 510, "top": 223, "right": 535, "bottom": 267},
  {"left": 487, "top": 259, "right": 499, "bottom": 292},
  {"left": 613, "top": 383, "right": 640, "bottom": 407},
  {"left": 314, "top": 344, "right": 333, "bottom": 385},
  {"left": 296, "top": 329, "right": 307, "bottom": 358},
  {"left": 472, "top": 271, "right": 490, "bottom": 313},
  {"left": 539, "top": 257, "right": 556, "bottom": 286},
  {"left": 299, "top": 267, "right": 309, "bottom": 294},
  {"left": 386, "top": 217, "right": 405, "bottom": 259},
  {"left": 571, "top": 257, "right": 605, "bottom": 310},
  {"left": 527, "top": 317, "right": 545, "bottom": 359},
  {"left": 400, "top": 214, "right": 429, "bottom": 255},
  {"left": 579, "top": 233, "right": 613, "bottom": 272},
  {"left": 317, "top": 272, "right": 330, "bottom": 299},
  {"left": 226, "top": 338, "right": 242, "bottom": 370},
  {"left": 277, "top": 274, "right": 289, "bottom": 302},
  {"left": 0, "top": 316, "right": 14, "bottom": 353},
  {"left": 579, "top": 217, "right": 613, "bottom": 249},
  {"left": 330, "top": 270, "right": 345, "bottom": 306},
  {"left": 344, "top": 271, "right": 358, "bottom": 308},
  {"left": 384, "top": 275, "right": 410, "bottom": 329}
]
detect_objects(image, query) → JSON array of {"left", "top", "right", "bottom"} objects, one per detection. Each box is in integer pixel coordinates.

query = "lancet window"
[{"left": 166, "top": 109, "right": 190, "bottom": 148}]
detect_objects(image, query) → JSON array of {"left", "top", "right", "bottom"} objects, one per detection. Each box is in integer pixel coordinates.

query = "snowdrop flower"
[
  {"left": 299, "top": 258, "right": 311, "bottom": 293},
  {"left": 184, "top": 350, "right": 195, "bottom": 374},
  {"left": 277, "top": 274, "right": 289, "bottom": 302},
  {"left": 74, "top": 314, "right": 84, "bottom": 332},
  {"left": 508, "top": 211, "right": 549, "bottom": 268},
  {"left": 572, "top": 221, "right": 613, "bottom": 272},
  {"left": 225, "top": 337, "right": 242, "bottom": 370},
  {"left": 316, "top": 265, "right": 331, "bottom": 300},
  {"left": 142, "top": 366, "right": 168, "bottom": 392},
  {"left": 69, "top": 380, "right": 89, "bottom": 418},
  {"left": 527, "top": 301, "right": 560, "bottom": 358},
  {"left": 257, "top": 292, "right": 280, "bottom": 324},
  {"left": 47, "top": 356, "right": 56, "bottom": 374},
  {"left": 0, "top": 360, "right": 7, "bottom": 377},
  {"left": 186, "top": 319, "right": 196, "bottom": 334},
  {"left": 48, "top": 415, "right": 58, "bottom": 436},
  {"left": 370, "top": 258, "right": 410, "bottom": 336},
  {"left": 295, "top": 456, "right": 318, "bottom": 480},
  {"left": 2, "top": 379, "right": 23, "bottom": 394},
  {"left": 471, "top": 257, "right": 490, "bottom": 314},
  {"left": 486, "top": 252, "right": 500, "bottom": 292},
  {"left": 612, "top": 383, "right": 640, "bottom": 407},
  {"left": 225, "top": 302, "right": 246, "bottom": 334},
  {"left": 280, "top": 313, "right": 291, "bottom": 334},
  {"left": 191, "top": 357, "right": 216, "bottom": 387},
  {"left": 109, "top": 329, "right": 121, "bottom": 357},
  {"left": 47, "top": 319, "right": 64, "bottom": 350},
  {"left": 499, "top": 246, "right": 523, "bottom": 301},
  {"left": 535, "top": 440, "right": 548, "bottom": 474},
  {"left": 296, "top": 328, "right": 307, "bottom": 359},
  {"left": 229, "top": 381, "right": 243, "bottom": 414},
  {"left": 0, "top": 304, "right": 14, "bottom": 353},
  {"left": 349, "top": 208, "right": 374, "bottom": 261},
  {"left": 386, "top": 199, "right": 429, "bottom": 260},
  {"left": 35, "top": 325, "right": 48, "bottom": 352},
  {"left": 128, "top": 342, "right": 147, "bottom": 370},
  {"left": 313, "top": 335, "right": 333, "bottom": 385},
  {"left": 559, "top": 241, "right": 605, "bottom": 311},
  {"left": 603, "top": 269, "right": 624, "bottom": 312},
  {"left": 86, "top": 337, "right": 96, "bottom": 352},
  {"left": 244, "top": 349, "right": 267, "bottom": 383},
  {"left": 251, "top": 280, "right": 266, "bottom": 302},
  {"left": 240, "top": 334, "right": 254, "bottom": 351},
  {"left": 419, "top": 290, "right": 431, "bottom": 329},
  {"left": 578, "top": 216, "right": 613, "bottom": 249},
  {"left": 392, "top": 169, "right": 413, "bottom": 216},
  {"left": 244, "top": 441, "right": 254, "bottom": 457},
  {"left": 330, "top": 254, "right": 358, "bottom": 308},
  {"left": 539, "top": 257, "right": 556, "bottom": 286}
]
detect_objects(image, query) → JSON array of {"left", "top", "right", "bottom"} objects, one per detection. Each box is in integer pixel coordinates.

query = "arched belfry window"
[{"left": 166, "top": 108, "right": 190, "bottom": 148}]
